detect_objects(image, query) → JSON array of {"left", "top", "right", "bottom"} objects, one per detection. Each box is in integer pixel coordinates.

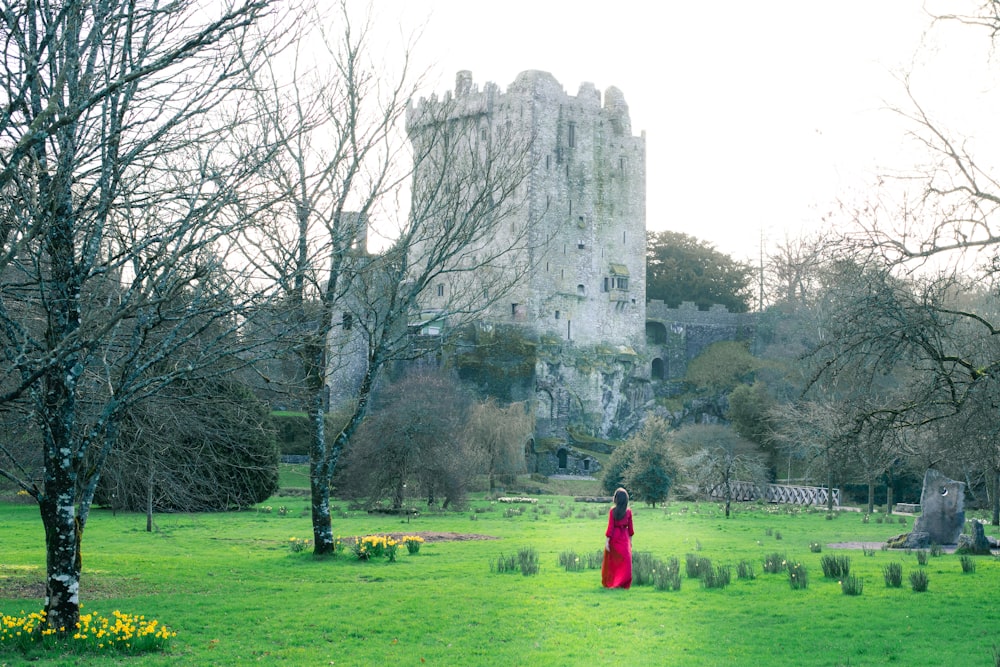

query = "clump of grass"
[
  {"left": 702, "top": 564, "right": 732, "bottom": 589},
  {"left": 633, "top": 552, "right": 659, "bottom": 586},
  {"left": 774, "top": 531, "right": 783, "bottom": 540},
  {"left": 788, "top": 561, "right": 808, "bottom": 589},
  {"left": 558, "top": 550, "right": 585, "bottom": 572},
  {"left": 490, "top": 553, "right": 518, "bottom": 573},
  {"left": 882, "top": 562, "right": 903, "bottom": 587},
  {"left": 929, "top": 543, "right": 943, "bottom": 557},
  {"left": 653, "top": 557, "right": 682, "bottom": 591},
  {"left": 685, "top": 553, "right": 712, "bottom": 579},
  {"left": 518, "top": 547, "right": 539, "bottom": 575},
  {"left": 809, "top": 541, "right": 822, "bottom": 553},
  {"left": 585, "top": 551, "right": 604, "bottom": 569},
  {"left": 841, "top": 574, "right": 864, "bottom": 596},
  {"left": 915, "top": 550, "right": 928, "bottom": 566},
  {"left": 820, "top": 554, "right": 851, "bottom": 579},
  {"left": 736, "top": 559, "right": 756, "bottom": 580},
  {"left": 862, "top": 547, "right": 875, "bottom": 557},
  {"left": 960, "top": 555, "right": 977, "bottom": 574},
  {"left": 909, "top": 569, "right": 929, "bottom": 592},
  {"left": 763, "top": 552, "right": 787, "bottom": 574}
]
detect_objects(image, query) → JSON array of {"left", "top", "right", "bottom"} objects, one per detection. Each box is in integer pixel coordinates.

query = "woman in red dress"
[{"left": 602, "top": 487, "right": 634, "bottom": 588}]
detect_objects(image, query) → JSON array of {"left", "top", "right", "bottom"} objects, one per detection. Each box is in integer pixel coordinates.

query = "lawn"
[{"left": 2, "top": 482, "right": 999, "bottom": 666}]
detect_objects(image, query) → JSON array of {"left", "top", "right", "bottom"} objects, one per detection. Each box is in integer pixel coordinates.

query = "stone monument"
[
  {"left": 887, "top": 469, "right": 965, "bottom": 549},
  {"left": 913, "top": 469, "right": 965, "bottom": 545}
]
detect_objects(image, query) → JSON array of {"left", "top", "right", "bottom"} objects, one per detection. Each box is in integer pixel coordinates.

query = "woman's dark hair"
[{"left": 612, "top": 487, "right": 629, "bottom": 521}]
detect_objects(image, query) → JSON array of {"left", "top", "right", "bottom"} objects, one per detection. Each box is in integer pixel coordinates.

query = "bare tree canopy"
[
  {"left": 234, "top": 1, "right": 533, "bottom": 555},
  {"left": 0, "top": 0, "right": 278, "bottom": 631}
]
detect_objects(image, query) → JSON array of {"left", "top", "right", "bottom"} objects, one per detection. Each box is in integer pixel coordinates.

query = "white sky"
[{"left": 371, "top": 0, "right": 1000, "bottom": 262}]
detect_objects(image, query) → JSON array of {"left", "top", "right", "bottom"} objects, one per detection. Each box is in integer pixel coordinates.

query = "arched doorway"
[
  {"left": 557, "top": 448, "right": 568, "bottom": 470},
  {"left": 652, "top": 357, "right": 665, "bottom": 379}
]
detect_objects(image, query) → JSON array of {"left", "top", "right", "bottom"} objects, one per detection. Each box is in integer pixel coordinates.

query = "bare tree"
[
  {"left": 672, "top": 423, "right": 767, "bottom": 518},
  {"left": 336, "top": 370, "right": 473, "bottom": 509},
  {"left": 0, "top": 0, "right": 277, "bottom": 631},
  {"left": 464, "top": 398, "right": 534, "bottom": 495},
  {"left": 236, "top": 2, "right": 533, "bottom": 555}
]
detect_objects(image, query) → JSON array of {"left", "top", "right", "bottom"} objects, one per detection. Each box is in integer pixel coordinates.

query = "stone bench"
[{"left": 895, "top": 503, "right": 920, "bottom": 513}]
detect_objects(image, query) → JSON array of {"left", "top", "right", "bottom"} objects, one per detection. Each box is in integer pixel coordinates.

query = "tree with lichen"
[{"left": 0, "top": 0, "right": 276, "bottom": 633}]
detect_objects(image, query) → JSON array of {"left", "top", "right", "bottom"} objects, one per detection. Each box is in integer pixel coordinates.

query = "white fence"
[{"left": 708, "top": 481, "right": 840, "bottom": 507}]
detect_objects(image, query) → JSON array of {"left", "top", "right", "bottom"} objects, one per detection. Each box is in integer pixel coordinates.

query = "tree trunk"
[
  {"left": 886, "top": 483, "right": 894, "bottom": 516},
  {"left": 39, "top": 492, "right": 82, "bottom": 634},
  {"left": 867, "top": 481, "right": 875, "bottom": 514},
  {"left": 309, "top": 391, "right": 335, "bottom": 555},
  {"left": 992, "top": 467, "right": 999, "bottom": 527},
  {"left": 826, "top": 457, "right": 834, "bottom": 513}
]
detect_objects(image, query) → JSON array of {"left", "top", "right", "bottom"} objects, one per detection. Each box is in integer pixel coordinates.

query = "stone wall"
[{"left": 645, "top": 300, "right": 756, "bottom": 382}]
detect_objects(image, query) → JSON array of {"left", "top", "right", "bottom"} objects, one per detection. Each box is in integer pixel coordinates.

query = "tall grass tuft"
[
  {"left": 841, "top": 574, "right": 863, "bottom": 596},
  {"left": 632, "top": 552, "right": 659, "bottom": 586},
  {"left": 788, "top": 561, "right": 808, "bottom": 589},
  {"left": 518, "top": 547, "right": 539, "bottom": 575},
  {"left": 915, "top": 550, "right": 928, "bottom": 566},
  {"left": 702, "top": 564, "right": 732, "bottom": 589},
  {"left": 763, "top": 552, "right": 787, "bottom": 574},
  {"left": 653, "top": 557, "right": 682, "bottom": 591},
  {"left": 558, "top": 550, "right": 585, "bottom": 572},
  {"left": 909, "top": 569, "right": 929, "bottom": 592},
  {"left": 820, "top": 554, "right": 851, "bottom": 579},
  {"left": 490, "top": 553, "right": 519, "bottom": 573},
  {"left": 960, "top": 555, "right": 977, "bottom": 574},
  {"left": 685, "top": 553, "right": 713, "bottom": 579},
  {"left": 736, "top": 559, "right": 756, "bottom": 580},
  {"left": 882, "top": 562, "right": 903, "bottom": 588}
]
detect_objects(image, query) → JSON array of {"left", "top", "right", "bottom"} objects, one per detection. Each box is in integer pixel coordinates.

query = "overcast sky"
[{"left": 371, "top": 1, "right": 1000, "bottom": 262}]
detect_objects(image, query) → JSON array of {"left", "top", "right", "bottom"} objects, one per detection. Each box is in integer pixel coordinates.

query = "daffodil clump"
[
  {"left": 349, "top": 534, "right": 425, "bottom": 561},
  {"left": 403, "top": 535, "right": 424, "bottom": 554},
  {"left": 288, "top": 536, "right": 311, "bottom": 553},
  {"left": 351, "top": 534, "right": 399, "bottom": 561},
  {"left": 0, "top": 608, "right": 175, "bottom": 655}
]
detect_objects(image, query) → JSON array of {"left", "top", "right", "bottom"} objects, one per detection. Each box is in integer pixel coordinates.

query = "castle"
[
  {"left": 330, "top": 70, "right": 753, "bottom": 473},
  {"left": 407, "top": 70, "right": 647, "bottom": 350}
]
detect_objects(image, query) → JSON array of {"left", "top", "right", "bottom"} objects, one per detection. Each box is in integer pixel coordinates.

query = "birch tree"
[{"left": 0, "top": 0, "right": 276, "bottom": 632}]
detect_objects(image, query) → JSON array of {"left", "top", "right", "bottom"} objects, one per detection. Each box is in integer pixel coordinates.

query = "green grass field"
[{"left": 2, "top": 480, "right": 1000, "bottom": 666}]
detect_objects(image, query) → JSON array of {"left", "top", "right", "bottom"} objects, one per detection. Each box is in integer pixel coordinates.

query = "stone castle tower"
[{"left": 407, "top": 70, "right": 647, "bottom": 350}]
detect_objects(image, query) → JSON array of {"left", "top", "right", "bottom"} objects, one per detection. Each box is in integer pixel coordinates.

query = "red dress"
[{"left": 602, "top": 507, "right": 634, "bottom": 588}]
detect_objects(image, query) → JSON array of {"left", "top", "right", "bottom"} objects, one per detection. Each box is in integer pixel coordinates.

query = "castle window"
[
  {"left": 615, "top": 276, "right": 629, "bottom": 290},
  {"left": 546, "top": 261, "right": 549, "bottom": 272},
  {"left": 577, "top": 284, "right": 585, "bottom": 296},
  {"left": 620, "top": 156, "right": 627, "bottom": 173},
  {"left": 555, "top": 310, "right": 560, "bottom": 319},
  {"left": 603, "top": 277, "right": 609, "bottom": 292},
  {"left": 546, "top": 154, "right": 551, "bottom": 170},
  {"left": 577, "top": 241, "right": 585, "bottom": 250},
  {"left": 342, "top": 313, "right": 352, "bottom": 331},
  {"left": 437, "top": 284, "right": 445, "bottom": 297},
  {"left": 568, "top": 122, "right": 576, "bottom": 148}
]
